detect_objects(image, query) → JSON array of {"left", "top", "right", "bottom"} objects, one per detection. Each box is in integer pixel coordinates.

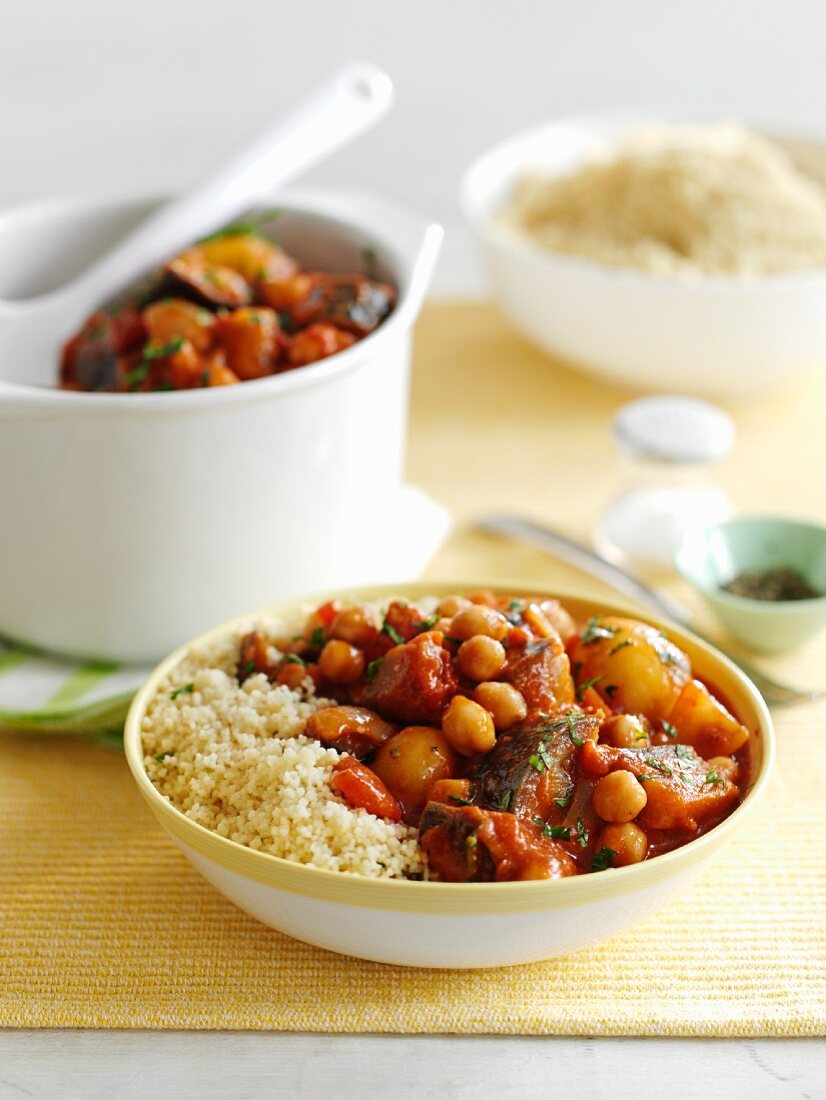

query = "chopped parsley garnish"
[
  {"left": 124, "top": 363, "right": 150, "bottom": 389},
  {"left": 528, "top": 742, "right": 553, "bottom": 773},
  {"left": 705, "top": 769, "right": 723, "bottom": 786},
  {"left": 508, "top": 598, "right": 524, "bottom": 612},
  {"left": 381, "top": 620, "right": 404, "bottom": 645},
  {"left": 242, "top": 659, "right": 256, "bottom": 675},
  {"left": 575, "top": 818, "right": 589, "bottom": 848},
  {"left": 170, "top": 683, "right": 194, "bottom": 700},
  {"left": 282, "top": 653, "right": 307, "bottom": 667},
  {"left": 637, "top": 774, "right": 649, "bottom": 784},
  {"left": 366, "top": 658, "right": 382, "bottom": 682},
  {"left": 576, "top": 675, "right": 602, "bottom": 702},
  {"left": 448, "top": 794, "right": 474, "bottom": 807},
  {"left": 645, "top": 754, "right": 672, "bottom": 777},
  {"left": 608, "top": 639, "right": 634, "bottom": 656},
  {"left": 592, "top": 847, "right": 616, "bottom": 872},
  {"left": 581, "top": 617, "right": 617, "bottom": 645},
  {"left": 662, "top": 720, "right": 678, "bottom": 739},
  {"left": 143, "top": 336, "right": 185, "bottom": 360},
  {"left": 197, "top": 222, "right": 258, "bottom": 242},
  {"left": 554, "top": 790, "right": 573, "bottom": 810},
  {"left": 310, "top": 627, "right": 326, "bottom": 649},
  {"left": 154, "top": 751, "right": 173, "bottom": 763},
  {"left": 533, "top": 816, "right": 571, "bottom": 841},
  {"left": 493, "top": 789, "right": 512, "bottom": 811},
  {"left": 414, "top": 614, "right": 439, "bottom": 632},
  {"left": 566, "top": 710, "right": 584, "bottom": 747},
  {"left": 674, "top": 743, "right": 692, "bottom": 760}
]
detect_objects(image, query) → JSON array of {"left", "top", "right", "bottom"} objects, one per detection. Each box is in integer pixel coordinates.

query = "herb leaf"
[
  {"left": 381, "top": 620, "right": 404, "bottom": 646},
  {"left": 170, "top": 683, "right": 194, "bottom": 700},
  {"left": 282, "top": 653, "right": 307, "bottom": 667},
  {"left": 154, "top": 751, "right": 173, "bottom": 763},
  {"left": 662, "top": 720, "right": 678, "bottom": 739},
  {"left": 143, "top": 336, "right": 185, "bottom": 360},
  {"left": 592, "top": 847, "right": 616, "bottom": 872},
  {"left": 366, "top": 658, "right": 382, "bottom": 683},
  {"left": 581, "top": 617, "right": 617, "bottom": 645},
  {"left": 575, "top": 675, "right": 603, "bottom": 702},
  {"left": 566, "top": 710, "right": 584, "bottom": 747}
]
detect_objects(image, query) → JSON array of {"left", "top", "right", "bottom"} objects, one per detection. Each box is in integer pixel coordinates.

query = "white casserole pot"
[{"left": 0, "top": 189, "right": 442, "bottom": 661}]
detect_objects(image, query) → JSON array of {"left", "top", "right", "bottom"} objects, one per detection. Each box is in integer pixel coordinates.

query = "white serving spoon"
[{"left": 0, "top": 61, "right": 393, "bottom": 387}]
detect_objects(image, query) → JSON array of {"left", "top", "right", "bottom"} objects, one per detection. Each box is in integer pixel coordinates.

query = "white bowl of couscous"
[
  {"left": 461, "top": 112, "right": 826, "bottom": 398},
  {"left": 124, "top": 580, "right": 774, "bottom": 969}
]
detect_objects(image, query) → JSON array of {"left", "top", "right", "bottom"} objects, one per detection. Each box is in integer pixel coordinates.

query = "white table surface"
[
  {"left": 2, "top": 0, "right": 824, "bottom": 1086},
  {"left": 0, "top": 1033, "right": 823, "bottom": 1099}
]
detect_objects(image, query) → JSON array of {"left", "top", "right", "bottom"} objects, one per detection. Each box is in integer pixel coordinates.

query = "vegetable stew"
[
  {"left": 60, "top": 224, "right": 395, "bottom": 392},
  {"left": 239, "top": 591, "right": 752, "bottom": 882}
]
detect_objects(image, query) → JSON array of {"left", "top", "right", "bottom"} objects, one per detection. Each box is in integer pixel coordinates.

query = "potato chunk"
[
  {"left": 569, "top": 616, "right": 690, "bottom": 722},
  {"left": 665, "top": 679, "right": 750, "bottom": 757}
]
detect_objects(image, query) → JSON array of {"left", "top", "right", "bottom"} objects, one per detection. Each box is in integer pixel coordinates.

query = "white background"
[
  {"left": 3, "top": 0, "right": 826, "bottom": 294},
  {"left": 1, "top": 3, "right": 823, "bottom": 1095}
]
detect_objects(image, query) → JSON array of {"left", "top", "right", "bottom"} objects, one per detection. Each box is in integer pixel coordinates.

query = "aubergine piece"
[
  {"left": 290, "top": 273, "right": 396, "bottom": 336},
  {"left": 472, "top": 711, "right": 600, "bottom": 822},
  {"left": 163, "top": 251, "right": 252, "bottom": 309},
  {"left": 304, "top": 705, "right": 397, "bottom": 759},
  {"left": 419, "top": 802, "right": 577, "bottom": 882},
  {"left": 60, "top": 306, "right": 145, "bottom": 392}
]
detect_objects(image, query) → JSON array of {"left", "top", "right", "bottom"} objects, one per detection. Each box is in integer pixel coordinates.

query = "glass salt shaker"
[{"left": 594, "top": 396, "right": 734, "bottom": 571}]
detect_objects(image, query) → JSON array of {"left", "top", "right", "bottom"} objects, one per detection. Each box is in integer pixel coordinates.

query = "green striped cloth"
[{"left": 0, "top": 638, "right": 148, "bottom": 749}]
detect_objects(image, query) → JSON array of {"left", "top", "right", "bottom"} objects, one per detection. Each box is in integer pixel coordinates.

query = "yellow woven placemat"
[{"left": 2, "top": 301, "right": 825, "bottom": 1034}]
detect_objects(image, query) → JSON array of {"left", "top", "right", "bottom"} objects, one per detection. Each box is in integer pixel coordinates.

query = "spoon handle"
[
  {"left": 477, "top": 513, "right": 821, "bottom": 708},
  {"left": 58, "top": 62, "right": 394, "bottom": 309}
]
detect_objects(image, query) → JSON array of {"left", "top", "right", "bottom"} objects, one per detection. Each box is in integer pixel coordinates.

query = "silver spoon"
[{"left": 478, "top": 513, "right": 822, "bottom": 708}]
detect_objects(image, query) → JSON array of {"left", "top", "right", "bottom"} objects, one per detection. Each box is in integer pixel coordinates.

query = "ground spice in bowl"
[{"left": 721, "top": 568, "right": 822, "bottom": 602}]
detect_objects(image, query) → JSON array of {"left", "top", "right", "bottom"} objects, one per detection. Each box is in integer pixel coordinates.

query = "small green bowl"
[{"left": 675, "top": 516, "right": 826, "bottom": 653}]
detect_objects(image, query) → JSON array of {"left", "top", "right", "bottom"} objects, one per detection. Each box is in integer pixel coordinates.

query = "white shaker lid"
[{"left": 613, "top": 395, "right": 735, "bottom": 465}]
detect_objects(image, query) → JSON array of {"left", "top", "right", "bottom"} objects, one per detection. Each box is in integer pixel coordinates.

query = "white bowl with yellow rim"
[{"left": 124, "top": 581, "right": 774, "bottom": 969}]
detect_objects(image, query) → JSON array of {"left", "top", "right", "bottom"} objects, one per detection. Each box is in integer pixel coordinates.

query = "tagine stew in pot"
[
  {"left": 239, "top": 591, "right": 752, "bottom": 881},
  {"left": 60, "top": 225, "right": 395, "bottom": 392}
]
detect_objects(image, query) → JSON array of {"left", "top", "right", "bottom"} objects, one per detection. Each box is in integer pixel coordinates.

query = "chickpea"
[
  {"left": 318, "top": 639, "right": 365, "bottom": 684},
  {"left": 373, "top": 727, "right": 456, "bottom": 817},
  {"left": 473, "top": 682, "right": 527, "bottom": 731},
  {"left": 593, "top": 769, "right": 648, "bottom": 823},
  {"left": 442, "top": 695, "right": 496, "bottom": 756},
  {"left": 601, "top": 714, "right": 650, "bottom": 749},
  {"left": 468, "top": 590, "right": 497, "bottom": 606},
  {"left": 330, "top": 604, "right": 378, "bottom": 647},
  {"left": 276, "top": 662, "right": 311, "bottom": 691},
  {"left": 449, "top": 605, "right": 509, "bottom": 643},
  {"left": 707, "top": 755, "right": 739, "bottom": 783},
  {"left": 597, "top": 823, "right": 648, "bottom": 867},
  {"left": 457, "top": 635, "right": 507, "bottom": 681},
  {"left": 437, "top": 594, "right": 472, "bottom": 618}
]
